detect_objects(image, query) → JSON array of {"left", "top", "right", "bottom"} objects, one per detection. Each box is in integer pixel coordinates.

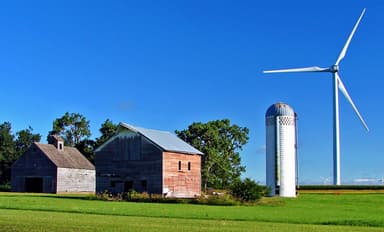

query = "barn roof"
[
  {"left": 35, "top": 143, "right": 95, "bottom": 170},
  {"left": 119, "top": 123, "right": 204, "bottom": 155}
]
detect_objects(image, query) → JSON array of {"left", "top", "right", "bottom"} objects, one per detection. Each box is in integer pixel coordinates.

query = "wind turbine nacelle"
[{"left": 331, "top": 65, "right": 339, "bottom": 73}]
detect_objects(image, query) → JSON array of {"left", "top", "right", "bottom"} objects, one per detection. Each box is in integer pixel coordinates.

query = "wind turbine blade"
[
  {"left": 335, "top": 8, "right": 366, "bottom": 65},
  {"left": 263, "top": 66, "right": 330, "bottom": 74},
  {"left": 336, "top": 73, "right": 369, "bottom": 131}
]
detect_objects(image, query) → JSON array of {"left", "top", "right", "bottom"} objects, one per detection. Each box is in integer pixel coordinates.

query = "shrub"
[
  {"left": 93, "top": 189, "right": 242, "bottom": 205},
  {"left": 190, "top": 193, "right": 239, "bottom": 206},
  {"left": 0, "top": 182, "right": 11, "bottom": 192},
  {"left": 230, "top": 178, "right": 267, "bottom": 202}
]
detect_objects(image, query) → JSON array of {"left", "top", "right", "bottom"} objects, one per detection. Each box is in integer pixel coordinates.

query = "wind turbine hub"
[{"left": 331, "top": 65, "right": 339, "bottom": 73}]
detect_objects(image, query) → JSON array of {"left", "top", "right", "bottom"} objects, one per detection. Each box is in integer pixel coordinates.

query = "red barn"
[{"left": 95, "top": 123, "right": 203, "bottom": 198}]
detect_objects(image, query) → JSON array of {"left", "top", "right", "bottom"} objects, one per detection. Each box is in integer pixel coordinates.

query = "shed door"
[{"left": 25, "top": 177, "right": 43, "bottom": 193}]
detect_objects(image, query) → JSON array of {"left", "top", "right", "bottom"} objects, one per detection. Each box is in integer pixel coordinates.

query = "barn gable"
[
  {"left": 95, "top": 123, "right": 202, "bottom": 197},
  {"left": 11, "top": 136, "right": 95, "bottom": 193},
  {"left": 12, "top": 143, "right": 56, "bottom": 170},
  {"left": 95, "top": 123, "right": 203, "bottom": 155},
  {"left": 35, "top": 143, "right": 94, "bottom": 170}
]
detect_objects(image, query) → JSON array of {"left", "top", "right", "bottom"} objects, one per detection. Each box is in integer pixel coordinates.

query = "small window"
[
  {"left": 59, "top": 143, "right": 63, "bottom": 150},
  {"left": 111, "top": 180, "right": 122, "bottom": 188},
  {"left": 178, "top": 161, "right": 181, "bottom": 171},
  {"left": 124, "top": 181, "right": 134, "bottom": 192},
  {"left": 141, "top": 180, "right": 147, "bottom": 190},
  {"left": 188, "top": 162, "right": 191, "bottom": 171},
  {"left": 111, "top": 181, "right": 116, "bottom": 187}
]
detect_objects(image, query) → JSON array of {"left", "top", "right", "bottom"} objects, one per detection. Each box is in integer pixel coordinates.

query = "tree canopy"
[
  {"left": 76, "top": 119, "right": 118, "bottom": 163},
  {"left": 176, "top": 119, "right": 249, "bottom": 191},
  {"left": 95, "top": 119, "right": 118, "bottom": 148},
  {"left": 0, "top": 123, "right": 41, "bottom": 184},
  {"left": 48, "top": 112, "right": 91, "bottom": 146}
]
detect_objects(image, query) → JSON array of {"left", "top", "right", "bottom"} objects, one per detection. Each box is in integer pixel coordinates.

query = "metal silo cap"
[{"left": 266, "top": 102, "right": 295, "bottom": 117}]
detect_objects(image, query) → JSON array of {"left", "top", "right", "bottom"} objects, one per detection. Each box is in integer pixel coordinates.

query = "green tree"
[
  {"left": 80, "top": 119, "right": 117, "bottom": 163},
  {"left": 15, "top": 126, "right": 41, "bottom": 156},
  {"left": 176, "top": 119, "right": 249, "bottom": 191},
  {"left": 75, "top": 139, "right": 96, "bottom": 163},
  {"left": 95, "top": 119, "right": 118, "bottom": 148},
  {"left": 0, "top": 123, "right": 41, "bottom": 184},
  {"left": 48, "top": 112, "right": 91, "bottom": 146},
  {"left": 0, "top": 122, "right": 16, "bottom": 184}
]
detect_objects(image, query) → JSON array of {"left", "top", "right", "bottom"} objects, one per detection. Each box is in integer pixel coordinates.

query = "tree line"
[
  {"left": 0, "top": 113, "right": 253, "bottom": 194},
  {"left": 0, "top": 113, "right": 118, "bottom": 185}
]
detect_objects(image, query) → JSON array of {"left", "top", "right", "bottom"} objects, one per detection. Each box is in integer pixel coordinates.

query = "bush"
[
  {"left": 92, "top": 190, "right": 240, "bottom": 205},
  {"left": 191, "top": 193, "right": 239, "bottom": 206},
  {"left": 0, "top": 183, "right": 11, "bottom": 192},
  {"left": 230, "top": 178, "right": 267, "bottom": 202}
]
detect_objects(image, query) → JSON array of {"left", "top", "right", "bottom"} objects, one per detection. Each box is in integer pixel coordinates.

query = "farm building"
[
  {"left": 11, "top": 135, "right": 95, "bottom": 193},
  {"left": 95, "top": 123, "right": 203, "bottom": 198}
]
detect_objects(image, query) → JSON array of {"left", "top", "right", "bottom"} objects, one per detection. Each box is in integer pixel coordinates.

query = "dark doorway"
[
  {"left": 141, "top": 180, "right": 147, "bottom": 191},
  {"left": 124, "top": 181, "right": 133, "bottom": 192},
  {"left": 25, "top": 177, "right": 43, "bottom": 193}
]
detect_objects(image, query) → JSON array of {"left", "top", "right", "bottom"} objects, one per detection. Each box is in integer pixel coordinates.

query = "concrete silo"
[{"left": 266, "top": 103, "right": 297, "bottom": 197}]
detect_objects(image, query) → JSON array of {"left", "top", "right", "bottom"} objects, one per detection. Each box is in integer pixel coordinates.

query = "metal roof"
[
  {"left": 266, "top": 102, "right": 295, "bottom": 117},
  {"left": 119, "top": 123, "right": 204, "bottom": 155}
]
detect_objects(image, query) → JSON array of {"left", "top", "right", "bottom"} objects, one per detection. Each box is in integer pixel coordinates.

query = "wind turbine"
[{"left": 263, "top": 9, "right": 369, "bottom": 185}]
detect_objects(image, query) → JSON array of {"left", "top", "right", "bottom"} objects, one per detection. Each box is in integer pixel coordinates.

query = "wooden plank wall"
[
  {"left": 57, "top": 168, "right": 95, "bottom": 193},
  {"left": 11, "top": 145, "right": 57, "bottom": 193},
  {"left": 163, "top": 152, "right": 201, "bottom": 198},
  {"left": 95, "top": 133, "right": 163, "bottom": 194}
]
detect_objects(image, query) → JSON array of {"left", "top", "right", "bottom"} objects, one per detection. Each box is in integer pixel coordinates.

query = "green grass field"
[{"left": 0, "top": 192, "right": 383, "bottom": 231}]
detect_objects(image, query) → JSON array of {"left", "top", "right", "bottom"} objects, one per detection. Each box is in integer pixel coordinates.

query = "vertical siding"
[
  {"left": 56, "top": 168, "right": 95, "bottom": 193},
  {"left": 163, "top": 152, "right": 201, "bottom": 198},
  {"left": 11, "top": 145, "right": 57, "bottom": 193},
  {"left": 95, "top": 133, "right": 163, "bottom": 194}
]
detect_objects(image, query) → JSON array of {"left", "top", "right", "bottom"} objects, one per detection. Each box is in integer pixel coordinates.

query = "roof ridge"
[
  {"left": 119, "top": 122, "right": 203, "bottom": 155},
  {"left": 120, "top": 122, "right": 171, "bottom": 134}
]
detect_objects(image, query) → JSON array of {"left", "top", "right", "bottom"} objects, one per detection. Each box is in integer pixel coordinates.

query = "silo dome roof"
[{"left": 266, "top": 102, "right": 295, "bottom": 117}]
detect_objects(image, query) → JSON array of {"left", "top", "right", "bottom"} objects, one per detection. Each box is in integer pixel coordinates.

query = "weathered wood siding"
[
  {"left": 163, "top": 152, "right": 201, "bottom": 198},
  {"left": 56, "top": 168, "right": 95, "bottom": 193},
  {"left": 95, "top": 131, "right": 163, "bottom": 194},
  {"left": 11, "top": 145, "right": 57, "bottom": 193}
]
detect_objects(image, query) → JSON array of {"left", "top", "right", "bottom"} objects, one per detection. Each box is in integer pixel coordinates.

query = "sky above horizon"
[{"left": 1, "top": 0, "right": 383, "bottom": 185}]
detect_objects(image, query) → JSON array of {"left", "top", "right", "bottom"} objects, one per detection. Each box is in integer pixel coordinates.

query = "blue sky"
[{"left": 1, "top": 1, "right": 383, "bottom": 184}]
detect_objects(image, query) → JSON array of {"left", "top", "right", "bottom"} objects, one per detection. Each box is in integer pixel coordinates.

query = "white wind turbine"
[{"left": 263, "top": 9, "right": 369, "bottom": 185}]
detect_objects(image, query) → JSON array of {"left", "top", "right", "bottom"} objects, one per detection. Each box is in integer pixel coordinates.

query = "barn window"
[
  {"left": 124, "top": 181, "right": 133, "bottom": 192},
  {"left": 111, "top": 180, "right": 122, "bottom": 188},
  {"left": 188, "top": 162, "right": 191, "bottom": 171},
  {"left": 141, "top": 180, "right": 147, "bottom": 191},
  {"left": 111, "top": 181, "right": 116, "bottom": 187},
  {"left": 178, "top": 161, "right": 181, "bottom": 171}
]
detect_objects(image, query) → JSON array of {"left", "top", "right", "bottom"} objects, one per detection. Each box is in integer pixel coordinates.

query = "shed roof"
[
  {"left": 35, "top": 143, "right": 95, "bottom": 170},
  {"left": 119, "top": 123, "right": 204, "bottom": 155}
]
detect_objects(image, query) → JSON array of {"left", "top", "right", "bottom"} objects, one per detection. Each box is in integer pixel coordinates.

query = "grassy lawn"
[{"left": 0, "top": 192, "right": 383, "bottom": 231}]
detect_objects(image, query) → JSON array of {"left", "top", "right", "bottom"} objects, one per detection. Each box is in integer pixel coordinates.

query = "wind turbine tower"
[{"left": 263, "top": 9, "right": 369, "bottom": 185}]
